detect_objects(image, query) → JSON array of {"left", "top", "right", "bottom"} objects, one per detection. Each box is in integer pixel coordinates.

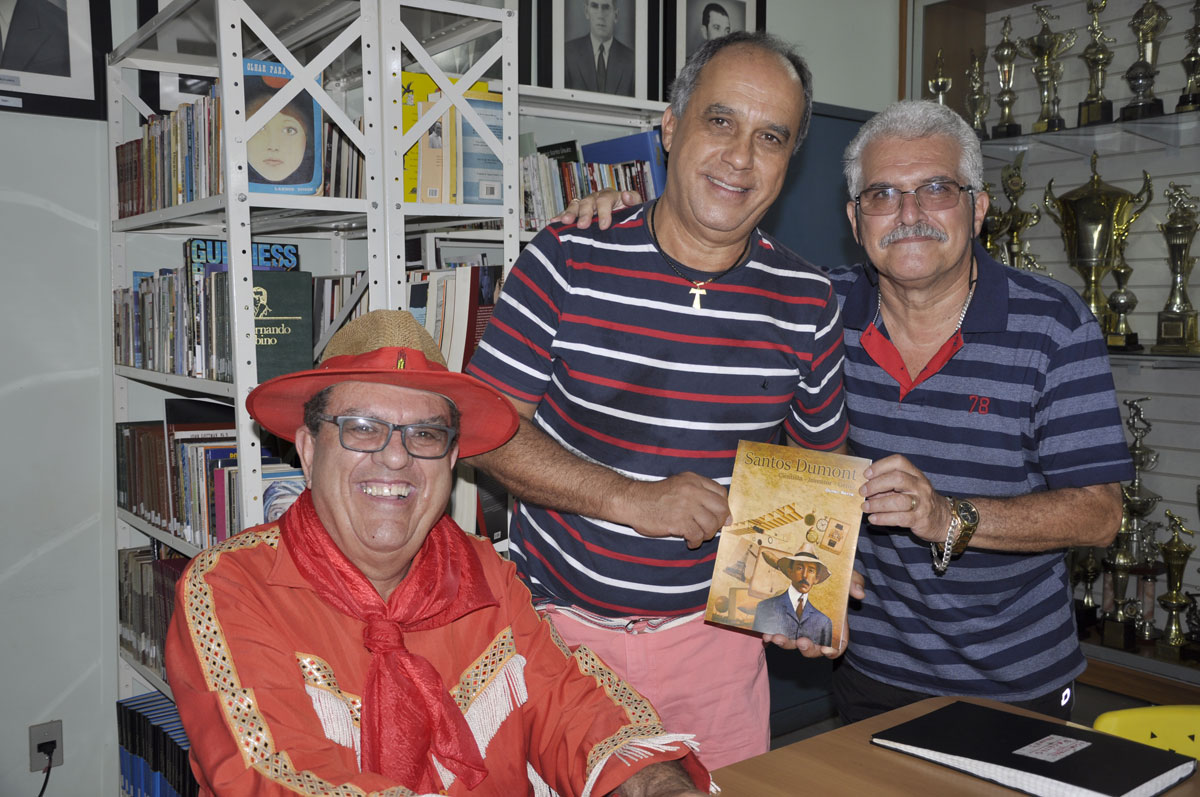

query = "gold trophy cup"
[
  {"left": 992, "top": 16, "right": 1022, "bottom": 138},
  {"left": 1079, "top": 0, "right": 1117, "bottom": 126},
  {"left": 1152, "top": 183, "right": 1200, "bottom": 355},
  {"left": 1179, "top": 0, "right": 1200, "bottom": 112},
  {"left": 964, "top": 48, "right": 990, "bottom": 140},
  {"left": 1122, "top": 0, "right": 1172, "bottom": 120},
  {"left": 1157, "top": 510, "right": 1196, "bottom": 656},
  {"left": 1016, "top": 5, "right": 1077, "bottom": 133},
  {"left": 1001, "top": 152, "right": 1044, "bottom": 273},
  {"left": 1044, "top": 153, "right": 1152, "bottom": 334},
  {"left": 928, "top": 49, "right": 952, "bottom": 106}
]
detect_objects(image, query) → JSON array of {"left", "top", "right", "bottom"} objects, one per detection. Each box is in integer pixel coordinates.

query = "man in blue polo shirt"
[
  {"left": 828, "top": 100, "right": 1130, "bottom": 723},
  {"left": 565, "top": 100, "right": 1132, "bottom": 725}
]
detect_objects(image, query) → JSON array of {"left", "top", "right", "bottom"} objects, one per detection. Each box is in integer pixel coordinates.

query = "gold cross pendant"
[{"left": 690, "top": 285, "right": 706, "bottom": 310}]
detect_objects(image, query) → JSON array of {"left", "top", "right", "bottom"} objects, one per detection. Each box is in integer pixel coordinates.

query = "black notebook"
[{"left": 870, "top": 701, "right": 1196, "bottom": 797}]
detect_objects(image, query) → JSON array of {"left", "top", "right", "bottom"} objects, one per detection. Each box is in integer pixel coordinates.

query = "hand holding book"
[{"left": 619, "top": 471, "right": 731, "bottom": 550}]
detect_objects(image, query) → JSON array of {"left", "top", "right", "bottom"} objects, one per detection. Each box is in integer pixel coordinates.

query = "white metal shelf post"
[
  {"left": 216, "top": 0, "right": 269, "bottom": 528},
  {"left": 379, "top": 0, "right": 519, "bottom": 309}
]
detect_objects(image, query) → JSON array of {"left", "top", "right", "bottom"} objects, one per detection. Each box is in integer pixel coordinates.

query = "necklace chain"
[
  {"left": 648, "top": 201, "right": 752, "bottom": 309},
  {"left": 873, "top": 269, "right": 977, "bottom": 337}
]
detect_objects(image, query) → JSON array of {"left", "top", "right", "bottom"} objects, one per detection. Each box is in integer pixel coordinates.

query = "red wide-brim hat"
[{"left": 246, "top": 312, "right": 518, "bottom": 457}]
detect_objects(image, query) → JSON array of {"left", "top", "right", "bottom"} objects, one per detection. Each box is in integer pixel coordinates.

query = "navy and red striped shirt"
[
  {"left": 467, "top": 203, "right": 848, "bottom": 617},
  {"left": 829, "top": 244, "right": 1135, "bottom": 702}
]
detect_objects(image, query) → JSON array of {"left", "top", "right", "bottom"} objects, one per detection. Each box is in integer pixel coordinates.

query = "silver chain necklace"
[{"left": 873, "top": 262, "right": 977, "bottom": 336}]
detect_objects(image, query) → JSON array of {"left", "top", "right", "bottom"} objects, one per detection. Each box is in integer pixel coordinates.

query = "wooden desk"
[{"left": 711, "top": 696, "right": 1200, "bottom": 796}]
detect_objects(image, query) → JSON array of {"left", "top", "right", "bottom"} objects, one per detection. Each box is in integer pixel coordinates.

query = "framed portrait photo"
[
  {"left": 0, "top": 0, "right": 111, "bottom": 120},
  {"left": 662, "top": 0, "right": 763, "bottom": 99},
  {"left": 549, "top": 0, "right": 655, "bottom": 102}
]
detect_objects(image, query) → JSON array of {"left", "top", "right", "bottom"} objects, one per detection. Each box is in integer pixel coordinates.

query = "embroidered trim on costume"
[
  {"left": 582, "top": 733, "right": 701, "bottom": 797},
  {"left": 545, "top": 617, "right": 573, "bottom": 658},
  {"left": 569, "top": 645, "right": 699, "bottom": 797},
  {"left": 528, "top": 761, "right": 561, "bottom": 797},
  {"left": 439, "top": 629, "right": 531, "bottom": 790},
  {"left": 180, "top": 527, "right": 416, "bottom": 796}
]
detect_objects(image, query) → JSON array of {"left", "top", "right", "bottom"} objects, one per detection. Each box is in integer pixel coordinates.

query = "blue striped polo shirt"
[
  {"left": 467, "top": 202, "right": 849, "bottom": 617},
  {"left": 827, "top": 244, "right": 1134, "bottom": 701}
]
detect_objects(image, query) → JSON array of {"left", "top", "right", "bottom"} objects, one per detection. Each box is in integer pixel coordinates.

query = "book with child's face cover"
[{"left": 705, "top": 440, "right": 868, "bottom": 650}]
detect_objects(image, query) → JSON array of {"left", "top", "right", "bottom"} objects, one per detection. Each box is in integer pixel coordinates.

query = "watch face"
[{"left": 957, "top": 500, "right": 980, "bottom": 527}]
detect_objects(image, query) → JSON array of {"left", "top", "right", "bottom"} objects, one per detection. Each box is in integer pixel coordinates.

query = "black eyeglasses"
[
  {"left": 855, "top": 181, "right": 973, "bottom": 216},
  {"left": 319, "top": 415, "right": 458, "bottom": 459}
]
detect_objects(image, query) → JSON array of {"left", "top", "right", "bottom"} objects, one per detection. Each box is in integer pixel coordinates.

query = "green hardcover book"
[{"left": 251, "top": 269, "right": 314, "bottom": 383}]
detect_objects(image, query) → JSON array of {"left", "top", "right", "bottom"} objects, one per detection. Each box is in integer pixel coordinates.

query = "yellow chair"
[{"left": 1093, "top": 705, "right": 1200, "bottom": 759}]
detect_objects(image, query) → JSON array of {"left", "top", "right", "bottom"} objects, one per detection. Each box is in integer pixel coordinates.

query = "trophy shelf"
[
  {"left": 1109, "top": 353, "right": 1200, "bottom": 370},
  {"left": 980, "top": 112, "right": 1200, "bottom": 166},
  {"left": 1080, "top": 636, "right": 1200, "bottom": 705}
]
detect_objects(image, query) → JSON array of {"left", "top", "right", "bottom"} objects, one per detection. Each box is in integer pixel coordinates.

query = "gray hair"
[
  {"left": 842, "top": 100, "right": 983, "bottom": 197},
  {"left": 667, "top": 31, "right": 813, "bottom": 153}
]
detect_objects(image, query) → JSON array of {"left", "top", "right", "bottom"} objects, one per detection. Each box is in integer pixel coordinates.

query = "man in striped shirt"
[
  {"left": 829, "top": 100, "right": 1130, "bottom": 723},
  {"left": 567, "top": 101, "right": 1132, "bottom": 728},
  {"left": 466, "top": 32, "right": 852, "bottom": 769}
]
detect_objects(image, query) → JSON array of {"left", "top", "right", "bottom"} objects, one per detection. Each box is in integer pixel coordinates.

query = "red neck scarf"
[{"left": 281, "top": 490, "right": 493, "bottom": 791}]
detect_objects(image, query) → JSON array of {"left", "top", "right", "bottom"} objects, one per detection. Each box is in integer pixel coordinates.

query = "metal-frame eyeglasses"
[
  {"left": 318, "top": 414, "right": 458, "bottom": 459},
  {"left": 854, "top": 181, "right": 974, "bottom": 216}
]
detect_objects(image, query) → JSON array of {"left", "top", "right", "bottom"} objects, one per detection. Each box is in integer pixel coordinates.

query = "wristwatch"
[{"left": 947, "top": 497, "right": 980, "bottom": 556}]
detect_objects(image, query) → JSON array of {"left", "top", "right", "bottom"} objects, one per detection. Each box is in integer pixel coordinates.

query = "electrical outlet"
[{"left": 28, "top": 720, "right": 63, "bottom": 772}]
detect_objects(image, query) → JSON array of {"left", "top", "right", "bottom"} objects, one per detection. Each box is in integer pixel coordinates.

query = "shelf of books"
[{"left": 105, "top": 8, "right": 520, "bottom": 788}]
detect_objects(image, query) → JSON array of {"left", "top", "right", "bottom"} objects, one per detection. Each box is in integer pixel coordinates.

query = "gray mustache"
[{"left": 879, "top": 222, "right": 949, "bottom": 247}]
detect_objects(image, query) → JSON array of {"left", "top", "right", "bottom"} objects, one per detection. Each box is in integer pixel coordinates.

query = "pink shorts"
[{"left": 544, "top": 609, "right": 770, "bottom": 771}]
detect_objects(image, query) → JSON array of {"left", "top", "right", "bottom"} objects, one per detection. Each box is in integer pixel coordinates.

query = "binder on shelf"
[{"left": 580, "top": 129, "right": 667, "bottom": 198}]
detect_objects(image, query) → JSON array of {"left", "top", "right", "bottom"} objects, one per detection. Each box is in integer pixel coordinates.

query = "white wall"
[
  {"left": 0, "top": 112, "right": 115, "bottom": 793},
  {"left": 768, "top": 0, "right": 900, "bottom": 111}
]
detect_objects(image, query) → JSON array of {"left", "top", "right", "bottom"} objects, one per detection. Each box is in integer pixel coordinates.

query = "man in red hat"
[{"left": 165, "top": 311, "right": 709, "bottom": 796}]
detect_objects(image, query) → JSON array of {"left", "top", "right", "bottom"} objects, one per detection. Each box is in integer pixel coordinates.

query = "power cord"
[{"left": 35, "top": 739, "right": 56, "bottom": 797}]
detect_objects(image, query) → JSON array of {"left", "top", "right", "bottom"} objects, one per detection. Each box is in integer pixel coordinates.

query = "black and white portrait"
[
  {"left": 0, "top": 0, "right": 109, "bottom": 120},
  {"left": 0, "top": 0, "right": 71, "bottom": 76},
  {"left": 556, "top": 0, "right": 645, "bottom": 98},
  {"left": 681, "top": 0, "right": 749, "bottom": 62}
]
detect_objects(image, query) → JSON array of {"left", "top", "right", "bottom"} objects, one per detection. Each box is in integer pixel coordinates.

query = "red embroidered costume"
[{"left": 165, "top": 493, "right": 708, "bottom": 796}]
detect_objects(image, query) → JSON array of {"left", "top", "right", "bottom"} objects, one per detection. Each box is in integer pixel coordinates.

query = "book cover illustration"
[
  {"left": 706, "top": 440, "right": 868, "bottom": 649},
  {"left": 244, "top": 59, "right": 323, "bottom": 195}
]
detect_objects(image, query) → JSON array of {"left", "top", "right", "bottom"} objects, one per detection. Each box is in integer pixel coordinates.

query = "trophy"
[
  {"left": 1156, "top": 510, "right": 1196, "bottom": 657},
  {"left": 992, "top": 16, "right": 1022, "bottom": 138},
  {"left": 1121, "top": 0, "right": 1172, "bottom": 121},
  {"left": 1078, "top": 0, "right": 1117, "bottom": 126},
  {"left": 1180, "top": 0, "right": 1200, "bottom": 112},
  {"left": 1000, "top": 153, "right": 1044, "bottom": 273},
  {"left": 979, "top": 182, "right": 1011, "bottom": 263},
  {"left": 1044, "top": 152, "right": 1152, "bottom": 333},
  {"left": 1070, "top": 546, "right": 1102, "bottom": 633},
  {"left": 1016, "top": 5, "right": 1077, "bottom": 134},
  {"left": 1134, "top": 520, "right": 1165, "bottom": 642},
  {"left": 964, "top": 48, "right": 990, "bottom": 139},
  {"left": 1151, "top": 183, "right": 1200, "bottom": 354},
  {"left": 1106, "top": 234, "right": 1143, "bottom": 351},
  {"left": 1103, "top": 397, "right": 1161, "bottom": 650},
  {"left": 928, "top": 49, "right": 952, "bottom": 106}
]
